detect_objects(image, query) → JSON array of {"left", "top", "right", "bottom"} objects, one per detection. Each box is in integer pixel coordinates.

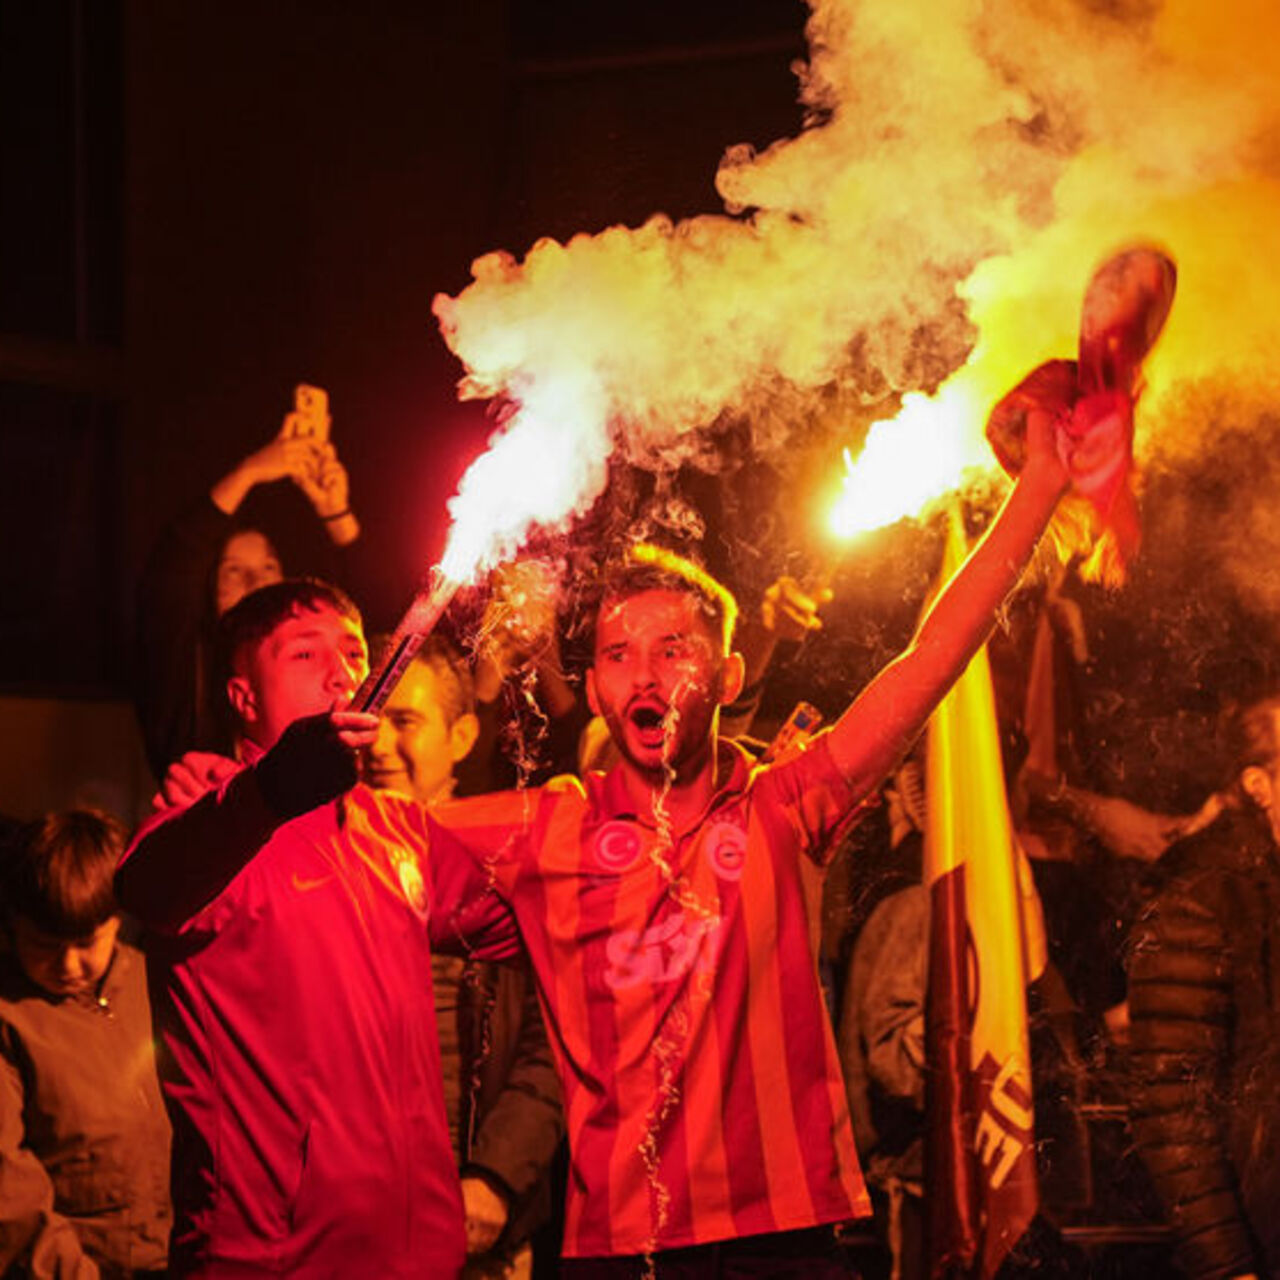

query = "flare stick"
[{"left": 355, "top": 570, "right": 461, "bottom": 714}]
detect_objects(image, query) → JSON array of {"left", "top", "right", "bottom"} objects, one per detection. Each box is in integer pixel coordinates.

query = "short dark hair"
[
  {"left": 595, "top": 543, "right": 738, "bottom": 655},
  {"left": 415, "top": 635, "right": 475, "bottom": 724},
  {"left": 2, "top": 809, "right": 124, "bottom": 936},
  {"left": 216, "top": 577, "right": 363, "bottom": 683},
  {"left": 368, "top": 633, "right": 475, "bottom": 725}
]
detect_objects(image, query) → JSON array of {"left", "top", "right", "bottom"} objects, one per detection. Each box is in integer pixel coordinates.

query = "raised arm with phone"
[{"left": 135, "top": 383, "right": 363, "bottom": 776}]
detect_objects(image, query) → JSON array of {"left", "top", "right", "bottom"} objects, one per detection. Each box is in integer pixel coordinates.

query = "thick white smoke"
[{"left": 432, "top": 0, "right": 1280, "bottom": 579}]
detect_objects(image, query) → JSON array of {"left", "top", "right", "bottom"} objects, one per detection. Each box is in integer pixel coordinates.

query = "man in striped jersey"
[{"left": 424, "top": 407, "right": 1071, "bottom": 1276}]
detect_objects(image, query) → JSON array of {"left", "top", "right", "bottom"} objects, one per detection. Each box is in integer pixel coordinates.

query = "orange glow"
[{"left": 827, "top": 380, "right": 993, "bottom": 540}]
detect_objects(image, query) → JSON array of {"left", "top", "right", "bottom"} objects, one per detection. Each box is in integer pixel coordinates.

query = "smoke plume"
[{"left": 432, "top": 0, "right": 1280, "bottom": 605}]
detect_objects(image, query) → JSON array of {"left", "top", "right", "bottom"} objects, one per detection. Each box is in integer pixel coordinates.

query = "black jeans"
[{"left": 559, "top": 1226, "right": 859, "bottom": 1279}]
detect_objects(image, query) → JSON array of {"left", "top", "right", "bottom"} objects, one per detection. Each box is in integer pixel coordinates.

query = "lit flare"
[
  {"left": 828, "top": 380, "right": 993, "bottom": 540},
  {"left": 360, "top": 387, "right": 611, "bottom": 713}
]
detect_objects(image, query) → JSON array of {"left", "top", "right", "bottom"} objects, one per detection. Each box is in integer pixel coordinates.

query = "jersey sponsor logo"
[
  {"left": 604, "top": 909, "right": 724, "bottom": 990},
  {"left": 593, "top": 820, "right": 643, "bottom": 873}
]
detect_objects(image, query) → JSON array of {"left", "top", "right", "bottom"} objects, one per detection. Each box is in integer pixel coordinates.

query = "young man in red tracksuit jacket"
[{"left": 118, "top": 579, "right": 518, "bottom": 1279}]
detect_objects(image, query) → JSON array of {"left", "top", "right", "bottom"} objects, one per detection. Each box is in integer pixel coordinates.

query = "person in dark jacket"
[
  {"left": 364, "top": 637, "right": 563, "bottom": 1278},
  {"left": 0, "top": 809, "right": 171, "bottom": 1277},
  {"left": 134, "top": 415, "right": 360, "bottom": 781},
  {"left": 1128, "top": 692, "right": 1280, "bottom": 1280}
]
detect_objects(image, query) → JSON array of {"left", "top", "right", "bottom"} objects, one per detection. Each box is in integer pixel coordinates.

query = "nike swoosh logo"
[{"left": 290, "top": 872, "right": 333, "bottom": 893}]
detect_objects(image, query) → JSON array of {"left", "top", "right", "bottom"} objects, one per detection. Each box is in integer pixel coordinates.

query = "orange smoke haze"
[{"left": 432, "top": 0, "right": 1280, "bottom": 577}]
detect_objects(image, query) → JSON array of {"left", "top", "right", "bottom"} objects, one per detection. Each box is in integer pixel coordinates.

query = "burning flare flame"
[
  {"left": 828, "top": 380, "right": 993, "bottom": 539},
  {"left": 427, "top": 0, "right": 1280, "bottom": 602},
  {"left": 435, "top": 385, "right": 609, "bottom": 587}
]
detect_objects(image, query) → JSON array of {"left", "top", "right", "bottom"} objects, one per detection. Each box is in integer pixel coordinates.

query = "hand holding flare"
[{"left": 986, "top": 246, "right": 1177, "bottom": 581}]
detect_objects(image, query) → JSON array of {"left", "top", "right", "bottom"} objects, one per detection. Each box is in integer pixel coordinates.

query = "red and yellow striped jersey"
[{"left": 429, "top": 735, "right": 871, "bottom": 1258}]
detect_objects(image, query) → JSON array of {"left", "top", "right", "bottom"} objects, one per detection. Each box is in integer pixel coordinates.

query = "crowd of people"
[{"left": 2, "top": 375, "right": 1279, "bottom": 1280}]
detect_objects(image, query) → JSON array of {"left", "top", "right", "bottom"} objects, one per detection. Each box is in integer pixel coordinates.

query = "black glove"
[{"left": 253, "top": 712, "right": 359, "bottom": 822}]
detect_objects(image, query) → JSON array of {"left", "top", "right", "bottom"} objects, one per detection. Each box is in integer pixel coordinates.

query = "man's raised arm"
[{"left": 825, "top": 409, "right": 1068, "bottom": 805}]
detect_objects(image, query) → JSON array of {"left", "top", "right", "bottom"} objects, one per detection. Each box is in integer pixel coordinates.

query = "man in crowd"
[
  {"left": 365, "top": 636, "right": 562, "bottom": 1279},
  {"left": 1129, "top": 693, "right": 1280, "bottom": 1280},
  {"left": 415, "top": 400, "right": 1071, "bottom": 1277}
]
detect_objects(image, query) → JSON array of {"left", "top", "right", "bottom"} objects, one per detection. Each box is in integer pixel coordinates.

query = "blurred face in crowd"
[
  {"left": 216, "top": 530, "right": 283, "bottom": 616},
  {"left": 1242, "top": 707, "right": 1280, "bottom": 847},
  {"left": 587, "top": 588, "right": 742, "bottom": 785},
  {"left": 12, "top": 914, "right": 121, "bottom": 999},
  {"left": 365, "top": 659, "right": 478, "bottom": 805},
  {"left": 479, "top": 558, "right": 559, "bottom": 681},
  {"left": 228, "top": 603, "right": 369, "bottom": 751}
]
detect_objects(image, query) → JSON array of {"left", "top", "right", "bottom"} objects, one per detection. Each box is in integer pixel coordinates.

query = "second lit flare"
[{"left": 828, "top": 380, "right": 992, "bottom": 541}]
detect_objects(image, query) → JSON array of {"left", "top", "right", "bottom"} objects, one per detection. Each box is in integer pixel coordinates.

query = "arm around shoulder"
[
  {"left": 118, "top": 712, "right": 373, "bottom": 932},
  {"left": 115, "top": 764, "right": 277, "bottom": 934},
  {"left": 420, "top": 801, "right": 523, "bottom": 964}
]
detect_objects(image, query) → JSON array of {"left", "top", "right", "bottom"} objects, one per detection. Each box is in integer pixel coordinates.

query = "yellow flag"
[{"left": 924, "top": 505, "right": 1041, "bottom": 1279}]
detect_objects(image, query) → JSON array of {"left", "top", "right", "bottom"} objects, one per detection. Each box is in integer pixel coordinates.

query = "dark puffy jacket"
[{"left": 1128, "top": 808, "right": 1280, "bottom": 1279}]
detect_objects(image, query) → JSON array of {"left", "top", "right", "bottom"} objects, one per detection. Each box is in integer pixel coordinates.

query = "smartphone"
[
  {"left": 281, "top": 383, "right": 331, "bottom": 442},
  {"left": 759, "top": 701, "right": 823, "bottom": 765}
]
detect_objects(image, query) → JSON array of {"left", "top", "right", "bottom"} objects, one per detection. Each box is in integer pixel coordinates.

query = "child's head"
[
  {"left": 588, "top": 544, "right": 744, "bottom": 783},
  {"left": 217, "top": 578, "right": 368, "bottom": 751},
  {"left": 3, "top": 809, "right": 124, "bottom": 998},
  {"left": 365, "top": 635, "right": 479, "bottom": 804}
]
